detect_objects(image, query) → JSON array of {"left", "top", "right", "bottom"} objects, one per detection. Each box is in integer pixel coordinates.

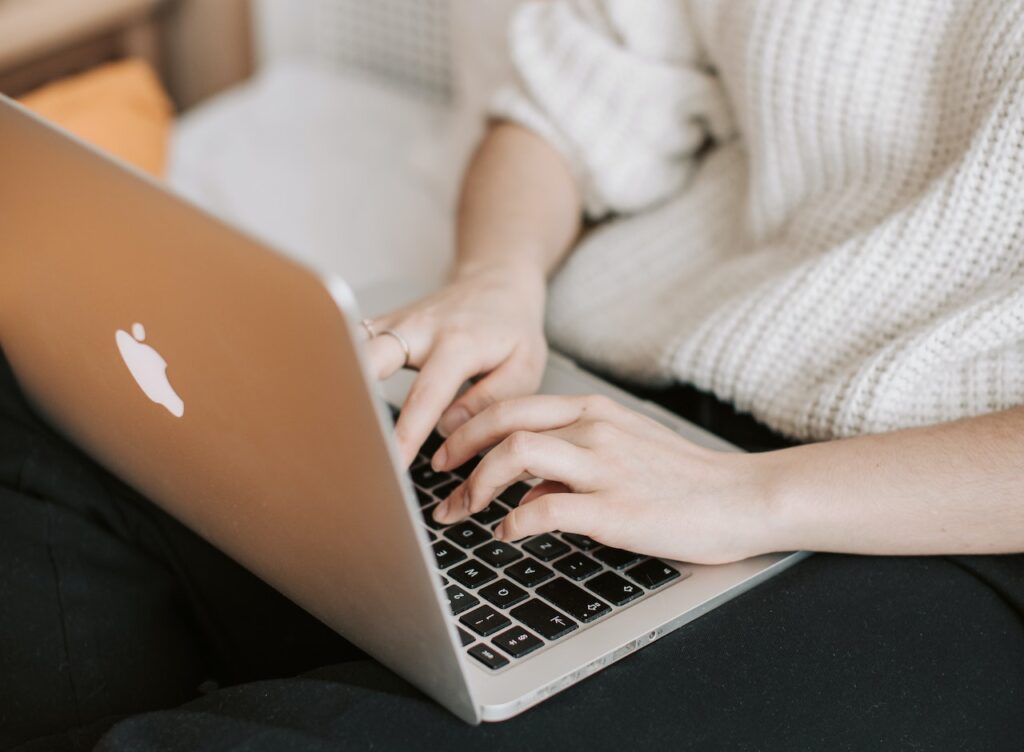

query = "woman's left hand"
[{"left": 429, "top": 394, "right": 781, "bottom": 565}]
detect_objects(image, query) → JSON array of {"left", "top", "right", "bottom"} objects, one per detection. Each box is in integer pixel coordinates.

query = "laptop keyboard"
[{"left": 400, "top": 410, "right": 688, "bottom": 672}]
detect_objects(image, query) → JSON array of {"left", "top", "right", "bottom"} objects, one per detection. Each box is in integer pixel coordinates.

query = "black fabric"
[
  {"left": 1, "top": 349, "right": 1022, "bottom": 752},
  {"left": 609, "top": 377, "right": 799, "bottom": 453}
]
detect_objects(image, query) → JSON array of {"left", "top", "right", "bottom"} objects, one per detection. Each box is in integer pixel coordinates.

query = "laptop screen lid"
[{"left": 0, "top": 96, "right": 478, "bottom": 723}]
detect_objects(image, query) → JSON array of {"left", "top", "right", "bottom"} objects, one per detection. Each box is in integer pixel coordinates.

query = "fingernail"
[
  {"left": 493, "top": 523, "right": 506, "bottom": 541},
  {"left": 434, "top": 500, "right": 449, "bottom": 521},
  {"left": 431, "top": 444, "right": 448, "bottom": 470},
  {"left": 438, "top": 406, "right": 471, "bottom": 437}
]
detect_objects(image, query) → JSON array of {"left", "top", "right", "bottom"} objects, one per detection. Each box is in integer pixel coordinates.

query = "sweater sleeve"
[{"left": 490, "top": 0, "right": 735, "bottom": 218}]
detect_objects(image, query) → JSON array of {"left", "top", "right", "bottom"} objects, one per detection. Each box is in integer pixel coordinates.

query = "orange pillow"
[{"left": 18, "top": 58, "right": 173, "bottom": 178}]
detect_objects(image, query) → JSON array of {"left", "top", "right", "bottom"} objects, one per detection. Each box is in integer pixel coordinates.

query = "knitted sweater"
[{"left": 492, "top": 0, "right": 1024, "bottom": 441}]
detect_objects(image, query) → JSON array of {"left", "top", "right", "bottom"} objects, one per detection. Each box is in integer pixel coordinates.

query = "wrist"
[
  {"left": 452, "top": 254, "right": 547, "bottom": 289},
  {"left": 735, "top": 448, "right": 807, "bottom": 555}
]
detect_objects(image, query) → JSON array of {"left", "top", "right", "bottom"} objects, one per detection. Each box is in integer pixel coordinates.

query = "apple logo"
[{"left": 115, "top": 322, "right": 184, "bottom": 418}]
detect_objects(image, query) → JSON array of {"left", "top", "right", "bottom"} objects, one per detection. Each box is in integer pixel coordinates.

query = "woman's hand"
[
  {"left": 429, "top": 394, "right": 780, "bottom": 565},
  {"left": 366, "top": 260, "right": 549, "bottom": 466}
]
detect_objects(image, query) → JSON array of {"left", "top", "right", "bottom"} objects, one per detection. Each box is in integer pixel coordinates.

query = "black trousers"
[{"left": 2, "top": 349, "right": 1023, "bottom": 752}]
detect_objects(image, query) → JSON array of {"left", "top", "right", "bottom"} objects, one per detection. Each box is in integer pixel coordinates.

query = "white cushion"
[{"left": 168, "top": 61, "right": 455, "bottom": 292}]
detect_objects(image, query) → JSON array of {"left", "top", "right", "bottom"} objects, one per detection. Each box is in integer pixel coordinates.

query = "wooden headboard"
[{"left": 0, "top": 0, "right": 253, "bottom": 109}]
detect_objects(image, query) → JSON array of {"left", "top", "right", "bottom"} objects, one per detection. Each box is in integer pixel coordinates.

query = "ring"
[
  {"left": 360, "top": 318, "right": 376, "bottom": 338},
  {"left": 379, "top": 328, "right": 411, "bottom": 368}
]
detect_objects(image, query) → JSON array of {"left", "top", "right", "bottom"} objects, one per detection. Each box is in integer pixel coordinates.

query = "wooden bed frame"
[{"left": 0, "top": 0, "right": 253, "bottom": 109}]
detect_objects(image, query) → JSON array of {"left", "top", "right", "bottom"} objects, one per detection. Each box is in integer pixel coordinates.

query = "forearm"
[
  {"left": 453, "top": 121, "right": 582, "bottom": 283},
  {"left": 763, "top": 408, "right": 1024, "bottom": 555}
]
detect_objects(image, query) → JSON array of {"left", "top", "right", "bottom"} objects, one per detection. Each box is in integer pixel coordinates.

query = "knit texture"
[{"left": 491, "top": 0, "right": 1024, "bottom": 441}]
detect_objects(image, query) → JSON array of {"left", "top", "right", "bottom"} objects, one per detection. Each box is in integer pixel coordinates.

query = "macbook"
[{"left": 0, "top": 95, "right": 806, "bottom": 723}]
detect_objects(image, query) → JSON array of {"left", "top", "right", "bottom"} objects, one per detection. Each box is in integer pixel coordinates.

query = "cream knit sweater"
[{"left": 491, "top": 0, "right": 1024, "bottom": 441}]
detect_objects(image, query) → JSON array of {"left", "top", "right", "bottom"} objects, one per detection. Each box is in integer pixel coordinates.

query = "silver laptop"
[{"left": 0, "top": 95, "right": 806, "bottom": 724}]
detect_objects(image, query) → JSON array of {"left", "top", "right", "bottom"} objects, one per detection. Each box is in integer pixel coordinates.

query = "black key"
[
  {"left": 427, "top": 530, "right": 438, "bottom": 542},
  {"left": 523, "top": 534, "right": 570, "bottom": 561},
  {"left": 444, "top": 521, "right": 492, "bottom": 549},
  {"left": 451, "top": 455, "right": 481, "bottom": 480},
  {"left": 479, "top": 579, "right": 528, "bottom": 609},
  {"left": 506, "top": 558, "right": 554, "bottom": 588},
  {"left": 474, "top": 541, "right": 523, "bottom": 568},
  {"left": 457, "top": 627, "right": 474, "bottom": 647},
  {"left": 421, "top": 431, "right": 445, "bottom": 457},
  {"left": 625, "top": 558, "right": 681, "bottom": 589},
  {"left": 433, "top": 542, "right": 466, "bottom": 569},
  {"left": 448, "top": 559, "right": 497, "bottom": 589},
  {"left": 553, "top": 552, "right": 601, "bottom": 581},
  {"left": 586, "top": 571, "right": 645, "bottom": 606},
  {"left": 460, "top": 604, "right": 511, "bottom": 636},
  {"left": 467, "top": 643, "right": 508, "bottom": 670},
  {"left": 421, "top": 504, "right": 447, "bottom": 530},
  {"left": 411, "top": 462, "right": 452, "bottom": 490},
  {"left": 432, "top": 478, "right": 462, "bottom": 503},
  {"left": 445, "top": 584, "right": 479, "bottom": 615},
  {"left": 498, "top": 481, "right": 531, "bottom": 507},
  {"left": 592, "top": 547, "right": 643, "bottom": 570},
  {"left": 536, "top": 578, "right": 611, "bottom": 623},
  {"left": 472, "top": 500, "right": 509, "bottom": 527},
  {"left": 510, "top": 599, "right": 578, "bottom": 640},
  {"left": 440, "top": 575, "right": 448, "bottom": 585},
  {"left": 562, "top": 533, "right": 599, "bottom": 551},
  {"left": 416, "top": 488, "right": 433, "bottom": 507},
  {"left": 491, "top": 627, "right": 543, "bottom": 659}
]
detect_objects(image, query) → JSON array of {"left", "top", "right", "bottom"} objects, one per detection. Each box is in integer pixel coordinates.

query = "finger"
[
  {"left": 519, "top": 480, "right": 569, "bottom": 505},
  {"left": 456, "top": 431, "right": 596, "bottom": 520},
  {"left": 432, "top": 425, "right": 586, "bottom": 524},
  {"left": 432, "top": 471, "right": 532, "bottom": 524},
  {"left": 434, "top": 394, "right": 617, "bottom": 471},
  {"left": 393, "top": 343, "right": 481, "bottom": 465},
  {"left": 364, "top": 307, "right": 444, "bottom": 380},
  {"left": 367, "top": 333, "right": 409, "bottom": 380},
  {"left": 495, "top": 493, "right": 593, "bottom": 542},
  {"left": 437, "top": 350, "right": 543, "bottom": 436}
]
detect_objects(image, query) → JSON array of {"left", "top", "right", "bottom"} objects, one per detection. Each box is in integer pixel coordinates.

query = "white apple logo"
[{"left": 115, "top": 322, "right": 185, "bottom": 418}]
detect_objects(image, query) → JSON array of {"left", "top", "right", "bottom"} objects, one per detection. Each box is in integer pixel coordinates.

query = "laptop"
[{"left": 0, "top": 95, "right": 806, "bottom": 723}]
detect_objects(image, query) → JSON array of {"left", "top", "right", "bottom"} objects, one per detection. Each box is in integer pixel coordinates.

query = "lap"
[
  {"left": 92, "top": 554, "right": 1024, "bottom": 752},
  {"left": 2, "top": 349, "right": 1023, "bottom": 750}
]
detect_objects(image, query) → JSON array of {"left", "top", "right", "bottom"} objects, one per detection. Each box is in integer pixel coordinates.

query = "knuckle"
[
  {"left": 584, "top": 419, "right": 618, "bottom": 445},
  {"left": 463, "top": 475, "right": 483, "bottom": 507},
  {"left": 531, "top": 499, "right": 559, "bottom": 530},
  {"left": 439, "top": 327, "right": 473, "bottom": 351},
  {"left": 469, "top": 380, "right": 500, "bottom": 410},
  {"left": 501, "top": 511, "right": 522, "bottom": 540},
  {"left": 414, "top": 308, "right": 438, "bottom": 332},
  {"left": 534, "top": 496, "right": 578, "bottom": 533},
  {"left": 505, "top": 430, "right": 534, "bottom": 457},
  {"left": 487, "top": 397, "right": 514, "bottom": 423}
]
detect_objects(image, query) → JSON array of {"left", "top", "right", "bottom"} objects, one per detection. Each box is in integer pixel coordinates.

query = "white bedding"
[{"left": 168, "top": 62, "right": 459, "bottom": 292}]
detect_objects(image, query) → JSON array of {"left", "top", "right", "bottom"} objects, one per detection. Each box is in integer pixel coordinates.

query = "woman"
[{"left": 4, "top": 1, "right": 1023, "bottom": 749}]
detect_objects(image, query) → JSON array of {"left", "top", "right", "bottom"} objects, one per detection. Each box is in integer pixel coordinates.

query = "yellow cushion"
[{"left": 18, "top": 59, "right": 173, "bottom": 178}]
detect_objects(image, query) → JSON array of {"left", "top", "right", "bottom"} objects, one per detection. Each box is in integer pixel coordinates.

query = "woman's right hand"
[{"left": 365, "top": 259, "right": 549, "bottom": 466}]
